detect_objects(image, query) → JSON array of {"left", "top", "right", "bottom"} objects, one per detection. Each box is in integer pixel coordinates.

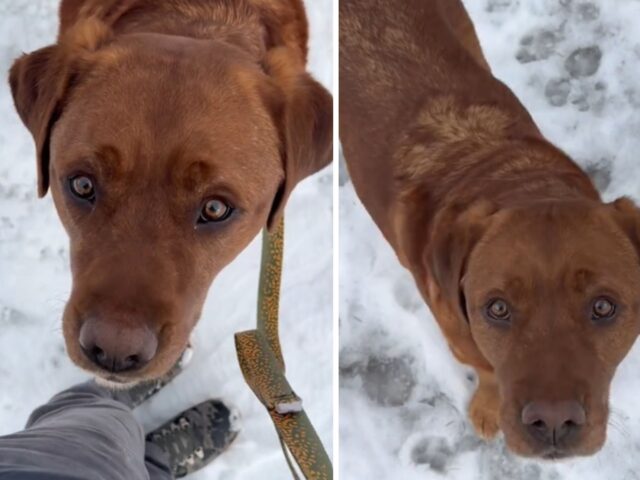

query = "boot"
[{"left": 146, "top": 399, "right": 240, "bottom": 478}]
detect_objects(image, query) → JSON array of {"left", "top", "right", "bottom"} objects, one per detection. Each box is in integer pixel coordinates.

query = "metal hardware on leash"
[
  {"left": 234, "top": 218, "right": 333, "bottom": 479},
  {"left": 275, "top": 397, "right": 303, "bottom": 415}
]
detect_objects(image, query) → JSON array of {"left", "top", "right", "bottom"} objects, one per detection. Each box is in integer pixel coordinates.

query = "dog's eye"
[
  {"left": 485, "top": 298, "right": 511, "bottom": 324},
  {"left": 592, "top": 297, "right": 616, "bottom": 322},
  {"left": 199, "top": 198, "right": 233, "bottom": 223},
  {"left": 69, "top": 175, "right": 96, "bottom": 202}
]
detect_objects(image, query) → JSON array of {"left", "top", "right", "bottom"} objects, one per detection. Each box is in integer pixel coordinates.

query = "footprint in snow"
[
  {"left": 565, "top": 46, "right": 602, "bottom": 78},
  {"left": 545, "top": 77, "right": 572, "bottom": 107},
  {"left": 584, "top": 159, "right": 613, "bottom": 193},
  {"left": 475, "top": 440, "right": 561, "bottom": 480},
  {"left": 574, "top": 2, "right": 600, "bottom": 22},
  {"left": 516, "top": 28, "right": 563, "bottom": 64},
  {"left": 360, "top": 355, "right": 417, "bottom": 407},
  {"left": 392, "top": 275, "right": 423, "bottom": 313},
  {"left": 485, "top": 0, "right": 518, "bottom": 14}
]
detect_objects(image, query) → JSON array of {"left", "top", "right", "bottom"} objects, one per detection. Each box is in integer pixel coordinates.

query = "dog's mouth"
[
  {"left": 504, "top": 436, "right": 586, "bottom": 460},
  {"left": 75, "top": 354, "right": 159, "bottom": 387},
  {"left": 94, "top": 373, "right": 142, "bottom": 390},
  {"left": 104, "top": 375, "right": 128, "bottom": 384},
  {"left": 502, "top": 419, "right": 608, "bottom": 460},
  {"left": 89, "top": 343, "right": 193, "bottom": 389},
  {"left": 86, "top": 359, "right": 168, "bottom": 388},
  {"left": 539, "top": 448, "right": 570, "bottom": 460}
]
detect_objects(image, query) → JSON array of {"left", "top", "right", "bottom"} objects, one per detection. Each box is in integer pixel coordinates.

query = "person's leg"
[
  {"left": 0, "top": 381, "right": 172, "bottom": 480},
  {"left": 0, "top": 346, "right": 236, "bottom": 480}
]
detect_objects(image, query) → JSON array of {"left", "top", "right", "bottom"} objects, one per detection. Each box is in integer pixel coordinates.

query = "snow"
[
  {"left": 340, "top": 1, "right": 640, "bottom": 479},
  {"left": 0, "top": 1, "right": 332, "bottom": 479}
]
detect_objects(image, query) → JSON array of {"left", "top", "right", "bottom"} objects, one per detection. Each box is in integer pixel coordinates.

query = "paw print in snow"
[
  {"left": 516, "top": 29, "right": 562, "bottom": 64},
  {"left": 565, "top": 46, "right": 602, "bottom": 78}
]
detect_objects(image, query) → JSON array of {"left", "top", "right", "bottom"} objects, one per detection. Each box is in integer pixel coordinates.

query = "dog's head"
[
  {"left": 426, "top": 197, "right": 640, "bottom": 458},
  {"left": 9, "top": 19, "right": 331, "bottom": 385}
]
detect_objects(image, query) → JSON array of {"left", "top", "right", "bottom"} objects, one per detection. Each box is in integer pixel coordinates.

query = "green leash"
[{"left": 235, "top": 218, "right": 333, "bottom": 479}]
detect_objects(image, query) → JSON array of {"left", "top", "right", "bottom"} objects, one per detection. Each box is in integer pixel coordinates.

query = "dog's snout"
[
  {"left": 521, "top": 400, "right": 586, "bottom": 446},
  {"left": 79, "top": 318, "right": 158, "bottom": 373}
]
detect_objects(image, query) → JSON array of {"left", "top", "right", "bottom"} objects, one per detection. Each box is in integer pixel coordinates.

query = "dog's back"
[
  {"left": 339, "top": 0, "right": 498, "bottom": 243},
  {"left": 339, "top": 0, "right": 592, "bottom": 251}
]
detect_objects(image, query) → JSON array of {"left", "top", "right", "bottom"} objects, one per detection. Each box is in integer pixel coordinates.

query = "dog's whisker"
[
  {"left": 607, "top": 421, "right": 630, "bottom": 438},
  {"left": 607, "top": 418, "right": 630, "bottom": 438}
]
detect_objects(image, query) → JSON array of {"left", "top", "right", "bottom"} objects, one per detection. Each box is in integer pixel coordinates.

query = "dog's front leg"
[{"left": 468, "top": 368, "right": 500, "bottom": 439}]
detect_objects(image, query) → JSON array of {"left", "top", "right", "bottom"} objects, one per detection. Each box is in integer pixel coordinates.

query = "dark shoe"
[
  {"left": 111, "top": 347, "right": 193, "bottom": 408},
  {"left": 146, "top": 399, "right": 240, "bottom": 478}
]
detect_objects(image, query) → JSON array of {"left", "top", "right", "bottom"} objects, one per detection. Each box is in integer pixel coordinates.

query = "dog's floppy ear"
[
  {"left": 609, "top": 197, "right": 640, "bottom": 255},
  {"left": 425, "top": 200, "right": 497, "bottom": 323},
  {"left": 8, "top": 18, "right": 111, "bottom": 197},
  {"left": 9, "top": 46, "right": 67, "bottom": 197},
  {"left": 265, "top": 49, "right": 333, "bottom": 230}
]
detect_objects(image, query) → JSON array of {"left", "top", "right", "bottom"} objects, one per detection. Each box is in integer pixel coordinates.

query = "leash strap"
[{"left": 235, "top": 218, "right": 333, "bottom": 479}]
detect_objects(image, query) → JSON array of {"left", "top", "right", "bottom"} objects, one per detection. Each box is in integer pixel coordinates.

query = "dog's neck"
[{"left": 392, "top": 96, "right": 600, "bottom": 269}]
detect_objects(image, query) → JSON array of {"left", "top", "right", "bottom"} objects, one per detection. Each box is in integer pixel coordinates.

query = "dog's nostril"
[
  {"left": 557, "top": 419, "right": 579, "bottom": 438},
  {"left": 531, "top": 419, "right": 546, "bottom": 430},
  {"left": 91, "top": 346, "right": 105, "bottom": 361},
  {"left": 123, "top": 354, "right": 140, "bottom": 370}
]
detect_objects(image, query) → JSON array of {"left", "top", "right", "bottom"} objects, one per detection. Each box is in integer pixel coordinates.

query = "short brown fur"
[
  {"left": 10, "top": 0, "right": 332, "bottom": 384},
  {"left": 341, "top": 0, "right": 640, "bottom": 458}
]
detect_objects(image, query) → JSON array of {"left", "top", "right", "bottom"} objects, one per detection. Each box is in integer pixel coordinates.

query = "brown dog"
[
  {"left": 341, "top": 0, "right": 640, "bottom": 459},
  {"left": 9, "top": 0, "right": 331, "bottom": 387}
]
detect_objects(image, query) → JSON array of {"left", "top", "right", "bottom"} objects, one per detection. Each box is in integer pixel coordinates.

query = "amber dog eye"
[
  {"left": 199, "top": 198, "right": 233, "bottom": 223},
  {"left": 592, "top": 297, "right": 617, "bottom": 322},
  {"left": 69, "top": 175, "right": 96, "bottom": 202},
  {"left": 485, "top": 298, "right": 511, "bottom": 324}
]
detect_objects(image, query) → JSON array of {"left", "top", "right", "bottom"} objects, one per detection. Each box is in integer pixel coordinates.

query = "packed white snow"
[
  {"left": 340, "top": 1, "right": 640, "bottom": 479},
  {"left": 0, "top": 1, "right": 332, "bottom": 479}
]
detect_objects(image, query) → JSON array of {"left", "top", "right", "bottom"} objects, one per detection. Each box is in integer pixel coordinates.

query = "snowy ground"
[
  {"left": 0, "top": 1, "right": 332, "bottom": 479},
  {"left": 340, "top": 1, "right": 640, "bottom": 479}
]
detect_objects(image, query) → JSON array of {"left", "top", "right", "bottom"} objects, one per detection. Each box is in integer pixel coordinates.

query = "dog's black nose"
[
  {"left": 521, "top": 400, "right": 586, "bottom": 446},
  {"left": 79, "top": 318, "right": 158, "bottom": 373}
]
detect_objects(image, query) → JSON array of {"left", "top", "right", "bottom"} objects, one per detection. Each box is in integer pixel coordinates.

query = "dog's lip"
[
  {"left": 103, "top": 375, "right": 130, "bottom": 384},
  {"left": 539, "top": 447, "right": 570, "bottom": 460},
  {"left": 91, "top": 369, "right": 144, "bottom": 386},
  {"left": 98, "top": 373, "right": 139, "bottom": 386},
  {"left": 93, "top": 373, "right": 141, "bottom": 390}
]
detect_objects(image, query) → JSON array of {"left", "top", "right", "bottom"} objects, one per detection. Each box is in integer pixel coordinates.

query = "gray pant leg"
[
  {"left": 145, "top": 441, "right": 175, "bottom": 480},
  {"left": 0, "top": 382, "right": 173, "bottom": 480}
]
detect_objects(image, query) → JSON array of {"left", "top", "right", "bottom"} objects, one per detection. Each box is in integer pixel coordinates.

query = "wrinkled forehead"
[
  {"left": 467, "top": 206, "right": 640, "bottom": 297},
  {"left": 51, "top": 36, "right": 281, "bottom": 184}
]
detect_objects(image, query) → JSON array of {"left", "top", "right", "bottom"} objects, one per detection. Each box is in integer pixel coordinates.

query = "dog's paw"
[{"left": 468, "top": 386, "right": 500, "bottom": 439}]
